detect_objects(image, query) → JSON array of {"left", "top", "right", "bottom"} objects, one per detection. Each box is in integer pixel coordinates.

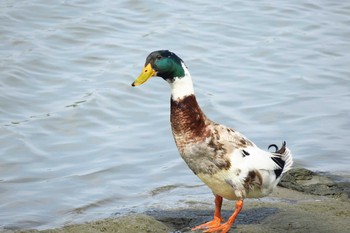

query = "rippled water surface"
[{"left": 1, "top": 0, "right": 350, "bottom": 230}]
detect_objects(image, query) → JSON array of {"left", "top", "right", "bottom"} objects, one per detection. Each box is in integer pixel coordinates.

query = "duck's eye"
[{"left": 156, "top": 55, "right": 162, "bottom": 60}]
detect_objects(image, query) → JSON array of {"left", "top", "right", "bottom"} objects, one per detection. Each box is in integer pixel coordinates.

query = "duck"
[{"left": 131, "top": 50, "right": 293, "bottom": 233}]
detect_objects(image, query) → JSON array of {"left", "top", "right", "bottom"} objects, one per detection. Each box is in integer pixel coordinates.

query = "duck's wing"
[
  {"left": 212, "top": 123, "right": 292, "bottom": 184},
  {"left": 212, "top": 123, "right": 292, "bottom": 173}
]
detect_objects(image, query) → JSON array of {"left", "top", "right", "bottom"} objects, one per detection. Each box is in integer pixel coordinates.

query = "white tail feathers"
[{"left": 281, "top": 147, "right": 293, "bottom": 175}]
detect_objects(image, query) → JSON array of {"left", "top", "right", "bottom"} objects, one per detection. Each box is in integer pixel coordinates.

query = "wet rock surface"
[
  {"left": 145, "top": 207, "right": 279, "bottom": 233},
  {"left": 4, "top": 168, "right": 350, "bottom": 233},
  {"left": 279, "top": 168, "right": 349, "bottom": 200}
]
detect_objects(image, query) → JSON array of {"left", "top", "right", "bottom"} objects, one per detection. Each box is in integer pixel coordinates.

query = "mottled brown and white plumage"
[{"left": 132, "top": 50, "right": 293, "bottom": 233}]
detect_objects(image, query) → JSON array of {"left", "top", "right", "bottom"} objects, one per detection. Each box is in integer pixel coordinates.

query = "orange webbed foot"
[
  {"left": 202, "top": 221, "right": 233, "bottom": 233},
  {"left": 193, "top": 199, "right": 243, "bottom": 233},
  {"left": 191, "top": 216, "right": 224, "bottom": 231}
]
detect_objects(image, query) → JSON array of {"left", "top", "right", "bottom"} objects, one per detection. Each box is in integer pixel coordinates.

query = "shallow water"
[{"left": 1, "top": 0, "right": 350, "bottom": 230}]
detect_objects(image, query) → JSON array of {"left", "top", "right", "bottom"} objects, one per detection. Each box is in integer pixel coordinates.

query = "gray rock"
[{"left": 279, "top": 168, "right": 349, "bottom": 200}]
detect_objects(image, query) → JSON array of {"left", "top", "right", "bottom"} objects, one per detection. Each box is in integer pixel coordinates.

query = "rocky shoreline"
[{"left": 3, "top": 168, "right": 350, "bottom": 233}]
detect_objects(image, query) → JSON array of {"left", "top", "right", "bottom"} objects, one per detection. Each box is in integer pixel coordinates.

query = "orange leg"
[
  {"left": 192, "top": 195, "right": 224, "bottom": 231},
  {"left": 203, "top": 199, "right": 244, "bottom": 233}
]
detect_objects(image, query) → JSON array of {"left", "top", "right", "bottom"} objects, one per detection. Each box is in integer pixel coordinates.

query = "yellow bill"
[{"left": 131, "top": 63, "right": 156, "bottom": 86}]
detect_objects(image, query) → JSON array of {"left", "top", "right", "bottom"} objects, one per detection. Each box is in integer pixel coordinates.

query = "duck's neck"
[
  {"left": 169, "top": 64, "right": 209, "bottom": 143},
  {"left": 168, "top": 63, "right": 195, "bottom": 101}
]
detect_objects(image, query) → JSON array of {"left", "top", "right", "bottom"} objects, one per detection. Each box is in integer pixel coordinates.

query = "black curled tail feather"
[
  {"left": 268, "top": 141, "right": 288, "bottom": 178},
  {"left": 268, "top": 141, "right": 286, "bottom": 154}
]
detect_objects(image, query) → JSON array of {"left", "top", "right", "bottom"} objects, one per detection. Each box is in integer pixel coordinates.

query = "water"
[{"left": 1, "top": 0, "right": 350, "bottom": 230}]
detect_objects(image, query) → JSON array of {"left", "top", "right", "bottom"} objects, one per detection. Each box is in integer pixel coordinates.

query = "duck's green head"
[{"left": 132, "top": 50, "right": 185, "bottom": 86}]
